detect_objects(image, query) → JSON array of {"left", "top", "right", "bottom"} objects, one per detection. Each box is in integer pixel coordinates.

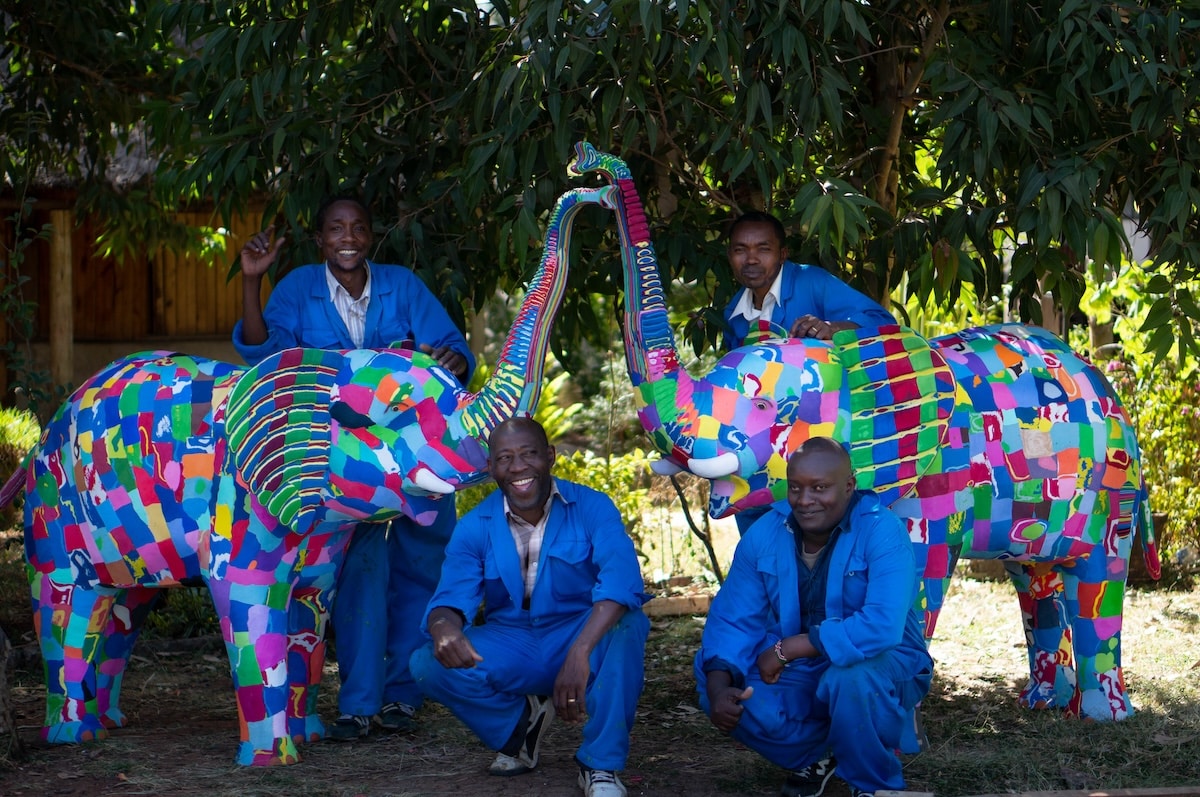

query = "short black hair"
[
  {"left": 790, "top": 437, "right": 851, "bottom": 469},
  {"left": 488, "top": 416, "right": 550, "bottom": 449},
  {"left": 728, "top": 211, "right": 786, "bottom": 247},
  {"left": 314, "top": 194, "right": 372, "bottom": 232}
]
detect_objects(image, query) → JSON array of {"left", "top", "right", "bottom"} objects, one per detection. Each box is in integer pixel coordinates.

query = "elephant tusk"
[
  {"left": 649, "top": 458, "right": 685, "bottom": 476},
  {"left": 687, "top": 452, "right": 740, "bottom": 479},
  {"left": 411, "top": 469, "right": 456, "bottom": 495}
]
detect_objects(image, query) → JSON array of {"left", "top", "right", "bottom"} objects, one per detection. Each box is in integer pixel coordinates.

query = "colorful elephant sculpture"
[
  {"left": 17, "top": 185, "right": 615, "bottom": 765},
  {"left": 569, "top": 142, "right": 1161, "bottom": 721}
]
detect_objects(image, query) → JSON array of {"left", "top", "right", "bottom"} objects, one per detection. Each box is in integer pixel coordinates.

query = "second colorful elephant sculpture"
[
  {"left": 18, "top": 185, "right": 616, "bottom": 765},
  {"left": 569, "top": 142, "right": 1161, "bottom": 722}
]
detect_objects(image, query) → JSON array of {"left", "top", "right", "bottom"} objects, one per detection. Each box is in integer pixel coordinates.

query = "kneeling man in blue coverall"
[
  {"left": 411, "top": 417, "right": 649, "bottom": 797},
  {"left": 696, "top": 437, "right": 933, "bottom": 797}
]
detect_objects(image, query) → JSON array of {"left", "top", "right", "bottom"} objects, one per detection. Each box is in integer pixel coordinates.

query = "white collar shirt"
[{"left": 325, "top": 262, "right": 372, "bottom": 348}]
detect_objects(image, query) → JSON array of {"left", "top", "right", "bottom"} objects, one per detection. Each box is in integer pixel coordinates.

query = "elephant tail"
[
  {"left": 1137, "top": 500, "right": 1163, "bottom": 581},
  {"left": 0, "top": 460, "right": 28, "bottom": 509}
]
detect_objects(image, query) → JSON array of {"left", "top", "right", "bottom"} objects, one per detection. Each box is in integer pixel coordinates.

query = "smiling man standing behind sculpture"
[{"left": 411, "top": 417, "right": 649, "bottom": 797}]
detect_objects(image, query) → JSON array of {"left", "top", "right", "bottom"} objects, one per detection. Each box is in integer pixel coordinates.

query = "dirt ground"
[
  {"left": 6, "top": 577, "right": 1200, "bottom": 797},
  {"left": 1, "top": 615, "right": 811, "bottom": 797}
]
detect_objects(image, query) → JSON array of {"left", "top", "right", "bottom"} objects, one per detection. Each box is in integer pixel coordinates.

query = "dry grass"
[{"left": 2, "top": 519, "right": 1199, "bottom": 795}]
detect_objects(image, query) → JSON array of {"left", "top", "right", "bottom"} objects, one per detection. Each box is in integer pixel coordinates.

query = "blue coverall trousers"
[
  {"left": 333, "top": 504, "right": 456, "bottom": 716},
  {"left": 411, "top": 609, "right": 649, "bottom": 771},
  {"left": 695, "top": 650, "right": 926, "bottom": 792}
]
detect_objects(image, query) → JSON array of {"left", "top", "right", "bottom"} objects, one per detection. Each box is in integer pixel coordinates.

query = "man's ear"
[
  {"left": 779, "top": 245, "right": 789, "bottom": 261},
  {"left": 547, "top": 445, "right": 556, "bottom": 468}
]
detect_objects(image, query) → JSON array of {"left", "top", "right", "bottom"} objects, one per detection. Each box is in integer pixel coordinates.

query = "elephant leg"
[
  {"left": 1007, "top": 562, "right": 1076, "bottom": 710},
  {"left": 1060, "top": 556, "right": 1133, "bottom": 720},
  {"left": 286, "top": 585, "right": 329, "bottom": 744},
  {"left": 31, "top": 572, "right": 116, "bottom": 743},
  {"left": 207, "top": 573, "right": 301, "bottom": 766},
  {"left": 95, "top": 586, "right": 162, "bottom": 729}
]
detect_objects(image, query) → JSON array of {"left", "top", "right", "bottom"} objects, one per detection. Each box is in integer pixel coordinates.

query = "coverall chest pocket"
[
  {"left": 482, "top": 556, "right": 513, "bottom": 612},
  {"left": 755, "top": 558, "right": 782, "bottom": 614},
  {"left": 842, "top": 553, "right": 870, "bottom": 606},
  {"left": 546, "top": 537, "right": 596, "bottom": 602}
]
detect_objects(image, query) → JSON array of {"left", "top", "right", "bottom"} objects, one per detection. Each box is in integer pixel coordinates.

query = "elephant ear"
[
  {"left": 225, "top": 348, "right": 344, "bottom": 532},
  {"left": 831, "top": 325, "right": 956, "bottom": 505}
]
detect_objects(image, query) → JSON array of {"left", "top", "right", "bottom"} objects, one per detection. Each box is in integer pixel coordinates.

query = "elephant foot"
[
  {"left": 289, "top": 714, "right": 325, "bottom": 744},
  {"left": 1068, "top": 670, "right": 1133, "bottom": 721},
  {"left": 43, "top": 719, "right": 109, "bottom": 744},
  {"left": 236, "top": 736, "right": 303, "bottom": 767},
  {"left": 101, "top": 709, "right": 129, "bottom": 729},
  {"left": 1018, "top": 679, "right": 1066, "bottom": 710}
]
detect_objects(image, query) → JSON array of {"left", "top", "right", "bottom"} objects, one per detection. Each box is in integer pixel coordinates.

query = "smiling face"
[
  {"left": 728, "top": 219, "right": 788, "bottom": 308},
  {"left": 315, "top": 199, "right": 373, "bottom": 277},
  {"left": 488, "top": 418, "right": 556, "bottom": 524},
  {"left": 785, "top": 440, "right": 855, "bottom": 539}
]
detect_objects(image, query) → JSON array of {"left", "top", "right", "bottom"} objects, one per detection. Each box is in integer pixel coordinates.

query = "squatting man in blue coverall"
[
  {"left": 235, "top": 196, "right": 475, "bottom": 740},
  {"left": 695, "top": 437, "right": 933, "bottom": 797},
  {"left": 410, "top": 417, "right": 649, "bottom": 797}
]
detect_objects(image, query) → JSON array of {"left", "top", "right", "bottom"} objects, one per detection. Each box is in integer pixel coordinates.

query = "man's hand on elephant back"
[{"left": 419, "top": 344, "right": 468, "bottom": 382}]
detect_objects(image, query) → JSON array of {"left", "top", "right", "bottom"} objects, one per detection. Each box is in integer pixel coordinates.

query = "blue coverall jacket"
[
  {"left": 412, "top": 479, "right": 649, "bottom": 771},
  {"left": 696, "top": 492, "right": 932, "bottom": 792},
  {"left": 232, "top": 261, "right": 475, "bottom": 375},
  {"left": 721, "top": 260, "right": 897, "bottom": 350},
  {"left": 231, "top": 260, "right": 475, "bottom": 716}
]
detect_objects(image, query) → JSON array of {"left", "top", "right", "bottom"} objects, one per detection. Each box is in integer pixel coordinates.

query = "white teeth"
[{"left": 512, "top": 478, "right": 534, "bottom": 487}]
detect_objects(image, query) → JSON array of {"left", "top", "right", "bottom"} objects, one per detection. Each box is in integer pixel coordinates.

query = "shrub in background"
[
  {"left": 1106, "top": 358, "right": 1200, "bottom": 563},
  {"left": 0, "top": 407, "right": 40, "bottom": 531},
  {"left": 1079, "top": 267, "right": 1200, "bottom": 565}
]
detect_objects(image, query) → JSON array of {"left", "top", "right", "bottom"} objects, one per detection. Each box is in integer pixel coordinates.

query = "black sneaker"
[
  {"left": 488, "top": 694, "right": 553, "bottom": 776},
  {"left": 780, "top": 757, "right": 837, "bottom": 797},
  {"left": 850, "top": 790, "right": 874, "bottom": 797},
  {"left": 378, "top": 701, "right": 417, "bottom": 732},
  {"left": 329, "top": 713, "right": 371, "bottom": 741}
]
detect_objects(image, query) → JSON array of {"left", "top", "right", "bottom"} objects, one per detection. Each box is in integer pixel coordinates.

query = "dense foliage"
[{"left": 4, "top": 2, "right": 1200, "bottom": 362}]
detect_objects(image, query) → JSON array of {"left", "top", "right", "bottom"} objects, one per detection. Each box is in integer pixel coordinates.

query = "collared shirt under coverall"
[
  {"left": 722, "top": 260, "right": 897, "bottom": 536},
  {"left": 232, "top": 261, "right": 475, "bottom": 716},
  {"left": 410, "top": 478, "right": 649, "bottom": 772},
  {"left": 695, "top": 491, "right": 933, "bottom": 793}
]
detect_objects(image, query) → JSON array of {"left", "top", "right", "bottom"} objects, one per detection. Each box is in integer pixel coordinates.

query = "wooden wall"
[
  {"left": 11, "top": 209, "right": 267, "bottom": 342},
  {"left": 1, "top": 209, "right": 270, "bottom": 402}
]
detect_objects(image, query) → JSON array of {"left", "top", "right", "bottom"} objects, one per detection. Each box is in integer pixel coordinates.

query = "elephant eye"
[{"left": 752, "top": 398, "right": 772, "bottom": 411}]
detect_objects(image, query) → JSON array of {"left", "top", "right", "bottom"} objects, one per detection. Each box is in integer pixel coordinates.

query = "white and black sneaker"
[
  {"left": 488, "top": 694, "right": 553, "bottom": 776},
  {"left": 578, "top": 763, "right": 627, "bottom": 797},
  {"left": 781, "top": 756, "right": 837, "bottom": 797}
]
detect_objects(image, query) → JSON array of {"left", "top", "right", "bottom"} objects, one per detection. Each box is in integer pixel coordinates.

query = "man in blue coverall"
[
  {"left": 410, "top": 417, "right": 648, "bottom": 797},
  {"left": 696, "top": 438, "right": 932, "bottom": 797},
  {"left": 234, "top": 196, "right": 476, "bottom": 740},
  {"left": 723, "top": 211, "right": 897, "bottom": 534}
]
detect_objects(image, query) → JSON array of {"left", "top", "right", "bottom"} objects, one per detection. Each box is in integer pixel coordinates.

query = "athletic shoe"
[{"left": 488, "top": 694, "right": 553, "bottom": 776}]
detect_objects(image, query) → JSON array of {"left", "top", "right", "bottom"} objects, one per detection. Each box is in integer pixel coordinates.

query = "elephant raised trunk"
[
  {"left": 568, "top": 143, "right": 744, "bottom": 488},
  {"left": 569, "top": 142, "right": 1159, "bottom": 724},
  {"left": 456, "top": 184, "right": 618, "bottom": 456},
  {"left": 21, "top": 183, "right": 618, "bottom": 766}
]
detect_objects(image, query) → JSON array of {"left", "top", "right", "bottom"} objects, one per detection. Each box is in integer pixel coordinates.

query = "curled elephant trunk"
[{"left": 448, "top": 185, "right": 618, "bottom": 474}]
